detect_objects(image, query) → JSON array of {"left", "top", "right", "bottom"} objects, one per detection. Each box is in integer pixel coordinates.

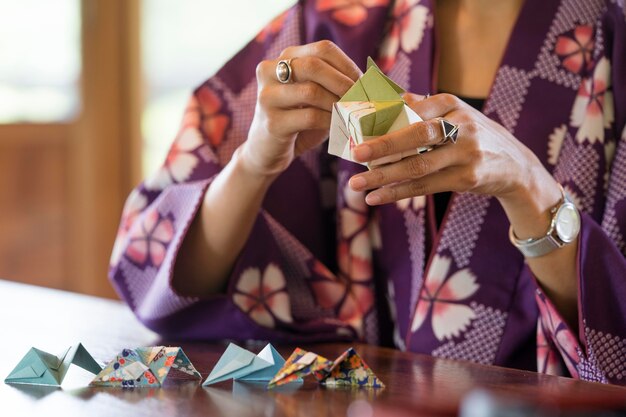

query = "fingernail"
[
  {"left": 353, "top": 145, "right": 372, "bottom": 161},
  {"left": 350, "top": 176, "right": 367, "bottom": 190},
  {"left": 365, "top": 193, "right": 381, "bottom": 205}
]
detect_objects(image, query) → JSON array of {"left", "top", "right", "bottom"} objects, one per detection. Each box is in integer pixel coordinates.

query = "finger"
[
  {"left": 258, "top": 56, "right": 354, "bottom": 97},
  {"left": 349, "top": 146, "right": 459, "bottom": 191},
  {"left": 364, "top": 166, "right": 470, "bottom": 206},
  {"left": 402, "top": 93, "right": 428, "bottom": 107},
  {"left": 352, "top": 118, "right": 447, "bottom": 162},
  {"left": 261, "top": 81, "right": 339, "bottom": 112},
  {"left": 266, "top": 107, "right": 332, "bottom": 137},
  {"left": 284, "top": 56, "right": 353, "bottom": 97},
  {"left": 284, "top": 56, "right": 355, "bottom": 97},
  {"left": 280, "top": 40, "right": 362, "bottom": 81},
  {"left": 405, "top": 93, "right": 466, "bottom": 120},
  {"left": 294, "top": 129, "right": 331, "bottom": 156}
]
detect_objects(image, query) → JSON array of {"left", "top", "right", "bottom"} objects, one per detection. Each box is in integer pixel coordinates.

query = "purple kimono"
[{"left": 110, "top": 0, "right": 626, "bottom": 384}]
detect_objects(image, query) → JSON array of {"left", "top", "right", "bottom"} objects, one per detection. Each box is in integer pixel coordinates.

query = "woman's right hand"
[{"left": 240, "top": 40, "right": 362, "bottom": 178}]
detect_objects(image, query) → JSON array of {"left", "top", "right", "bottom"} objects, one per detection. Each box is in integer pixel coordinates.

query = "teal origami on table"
[
  {"left": 203, "top": 343, "right": 301, "bottom": 385},
  {"left": 90, "top": 346, "right": 201, "bottom": 387},
  {"left": 5, "top": 343, "right": 101, "bottom": 386}
]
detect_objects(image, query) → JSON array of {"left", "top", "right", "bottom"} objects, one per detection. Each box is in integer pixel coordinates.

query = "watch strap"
[
  {"left": 508, "top": 184, "right": 575, "bottom": 258},
  {"left": 508, "top": 227, "right": 562, "bottom": 258}
]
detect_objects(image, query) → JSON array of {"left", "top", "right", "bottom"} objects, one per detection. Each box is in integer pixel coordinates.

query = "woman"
[{"left": 111, "top": 0, "right": 626, "bottom": 384}]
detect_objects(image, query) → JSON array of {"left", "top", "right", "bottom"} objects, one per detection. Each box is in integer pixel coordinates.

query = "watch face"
[{"left": 555, "top": 202, "right": 580, "bottom": 243}]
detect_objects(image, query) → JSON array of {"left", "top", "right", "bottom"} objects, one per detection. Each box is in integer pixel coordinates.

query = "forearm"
[
  {"left": 173, "top": 144, "right": 277, "bottom": 297},
  {"left": 171, "top": 41, "right": 360, "bottom": 297},
  {"left": 497, "top": 159, "right": 579, "bottom": 329}
]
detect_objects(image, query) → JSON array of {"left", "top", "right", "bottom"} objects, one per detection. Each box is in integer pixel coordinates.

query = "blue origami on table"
[
  {"left": 203, "top": 343, "right": 300, "bottom": 385},
  {"left": 5, "top": 343, "right": 101, "bottom": 386}
]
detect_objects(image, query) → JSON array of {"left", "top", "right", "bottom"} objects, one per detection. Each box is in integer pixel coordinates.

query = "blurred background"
[{"left": 0, "top": 0, "right": 295, "bottom": 298}]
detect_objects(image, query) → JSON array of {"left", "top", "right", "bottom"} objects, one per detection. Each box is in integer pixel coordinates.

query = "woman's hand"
[
  {"left": 347, "top": 92, "right": 580, "bottom": 328},
  {"left": 348, "top": 93, "right": 561, "bottom": 219},
  {"left": 240, "top": 40, "right": 361, "bottom": 178},
  {"left": 175, "top": 43, "right": 359, "bottom": 296}
]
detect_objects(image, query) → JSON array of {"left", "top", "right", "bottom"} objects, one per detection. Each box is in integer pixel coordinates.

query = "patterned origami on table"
[
  {"left": 268, "top": 347, "right": 384, "bottom": 389},
  {"left": 204, "top": 343, "right": 299, "bottom": 385},
  {"left": 267, "top": 348, "right": 334, "bottom": 388},
  {"left": 5, "top": 343, "right": 101, "bottom": 386},
  {"left": 320, "top": 348, "right": 384, "bottom": 388},
  {"left": 90, "top": 346, "right": 201, "bottom": 388},
  {"left": 328, "top": 57, "right": 430, "bottom": 168}
]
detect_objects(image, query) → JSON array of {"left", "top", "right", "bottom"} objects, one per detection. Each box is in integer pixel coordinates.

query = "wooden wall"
[
  {"left": 0, "top": 0, "right": 142, "bottom": 299},
  {"left": 0, "top": 128, "right": 68, "bottom": 290}
]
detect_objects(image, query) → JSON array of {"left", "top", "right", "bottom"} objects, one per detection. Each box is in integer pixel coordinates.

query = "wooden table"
[{"left": 1, "top": 280, "right": 625, "bottom": 417}]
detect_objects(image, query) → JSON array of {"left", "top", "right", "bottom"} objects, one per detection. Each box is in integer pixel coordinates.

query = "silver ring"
[
  {"left": 276, "top": 59, "right": 294, "bottom": 84},
  {"left": 437, "top": 118, "right": 459, "bottom": 145}
]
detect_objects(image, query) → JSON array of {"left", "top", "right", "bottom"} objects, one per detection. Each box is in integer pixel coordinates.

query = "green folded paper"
[
  {"left": 340, "top": 57, "right": 406, "bottom": 136},
  {"left": 328, "top": 56, "right": 427, "bottom": 167}
]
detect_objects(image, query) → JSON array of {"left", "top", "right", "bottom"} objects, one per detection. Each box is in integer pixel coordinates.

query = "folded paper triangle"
[
  {"left": 236, "top": 344, "right": 292, "bottom": 382},
  {"left": 90, "top": 349, "right": 159, "bottom": 387},
  {"left": 267, "top": 347, "right": 384, "bottom": 389},
  {"left": 203, "top": 343, "right": 271, "bottom": 385},
  {"left": 90, "top": 346, "right": 201, "bottom": 388},
  {"left": 328, "top": 56, "right": 429, "bottom": 168},
  {"left": 5, "top": 344, "right": 101, "bottom": 386},
  {"left": 267, "top": 348, "right": 333, "bottom": 388},
  {"left": 342, "top": 57, "right": 405, "bottom": 102},
  {"left": 204, "top": 343, "right": 302, "bottom": 385},
  {"left": 140, "top": 346, "right": 202, "bottom": 383},
  {"left": 321, "top": 348, "right": 385, "bottom": 388}
]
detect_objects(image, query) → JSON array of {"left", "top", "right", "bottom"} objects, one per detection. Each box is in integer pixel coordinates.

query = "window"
[
  {"left": 141, "top": 0, "right": 296, "bottom": 176},
  {"left": 0, "top": 0, "right": 81, "bottom": 123}
]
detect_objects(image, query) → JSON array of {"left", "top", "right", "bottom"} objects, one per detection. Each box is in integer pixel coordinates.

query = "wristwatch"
[{"left": 509, "top": 184, "right": 581, "bottom": 258}]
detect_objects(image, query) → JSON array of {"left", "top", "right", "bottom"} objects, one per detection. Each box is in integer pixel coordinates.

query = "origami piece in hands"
[
  {"left": 268, "top": 347, "right": 384, "bottom": 389},
  {"left": 204, "top": 343, "right": 298, "bottom": 385},
  {"left": 5, "top": 343, "right": 101, "bottom": 386},
  {"left": 328, "top": 57, "right": 429, "bottom": 168},
  {"left": 90, "top": 346, "right": 201, "bottom": 388}
]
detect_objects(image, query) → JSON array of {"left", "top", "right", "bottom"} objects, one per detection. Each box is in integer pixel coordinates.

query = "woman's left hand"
[
  {"left": 348, "top": 93, "right": 553, "bottom": 207},
  {"left": 351, "top": 93, "right": 579, "bottom": 329}
]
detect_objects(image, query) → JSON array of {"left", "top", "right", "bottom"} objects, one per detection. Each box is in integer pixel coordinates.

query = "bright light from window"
[
  {"left": 0, "top": 0, "right": 81, "bottom": 123},
  {"left": 141, "top": 0, "right": 296, "bottom": 176}
]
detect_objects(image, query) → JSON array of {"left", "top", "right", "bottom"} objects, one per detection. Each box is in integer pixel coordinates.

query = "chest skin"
[{"left": 435, "top": 0, "right": 525, "bottom": 97}]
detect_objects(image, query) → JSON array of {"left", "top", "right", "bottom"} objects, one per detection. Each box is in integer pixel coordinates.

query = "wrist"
[
  {"left": 235, "top": 142, "right": 282, "bottom": 185},
  {"left": 497, "top": 161, "right": 562, "bottom": 240},
  {"left": 509, "top": 183, "right": 581, "bottom": 258}
]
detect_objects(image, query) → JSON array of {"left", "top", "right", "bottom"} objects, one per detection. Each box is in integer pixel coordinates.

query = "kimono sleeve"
[
  {"left": 106, "top": 3, "right": 358, "bottom": 343},
  {"left": 536, "top": 2, "right": 626, "bottom": 385}
]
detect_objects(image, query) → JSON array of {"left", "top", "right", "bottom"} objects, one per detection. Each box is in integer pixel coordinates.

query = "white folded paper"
[{"left": 329, "top": 101, "right": 431, "bottom": 168}]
